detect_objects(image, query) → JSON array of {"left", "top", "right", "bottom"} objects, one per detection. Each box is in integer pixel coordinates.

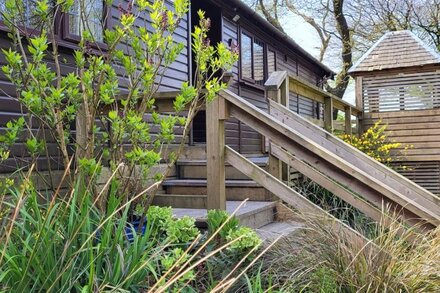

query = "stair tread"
[
  {"left": 176, "top": 156, "right": 269, "bottom": 166},
  {"left": 256, "top": 221, "right": 304, "bottom": 241},
  {"left": 163, "top": 179, "right": 261, "bottom": 187},
  {"left": 172, "top": 200, "right": 276, "bottom": 220}
]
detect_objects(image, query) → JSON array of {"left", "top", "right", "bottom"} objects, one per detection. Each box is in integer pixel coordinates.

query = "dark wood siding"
[
  {"left": 222, "top": 11, "right": 326, "bottom": 154},
  {"left": 222, "top": 16, "right": 241, "bottom": 151},
  {"left": 0, "top": 0, "right": 190, "bottom": 174}
]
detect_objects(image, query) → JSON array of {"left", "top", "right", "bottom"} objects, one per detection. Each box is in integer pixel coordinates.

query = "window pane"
[
  {"left": 268, "top": 50, "right": 276, "bottom": 76},
  {"left": 253, "top": 40, "right": 264, "bottom": 85},
  {"left": 69, "top": 0, "right": 104, "bottom": 42},
  {"left": 0, "top": 0, "right": 49, "bottom": 29},
  {"left": 240, "top": 32, "right": 252, "bottom": 80}
]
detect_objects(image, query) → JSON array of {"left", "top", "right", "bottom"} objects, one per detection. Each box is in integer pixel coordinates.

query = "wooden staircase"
[
  {"left": 153, "top": 71, "right": 440, "bottom": 240},
  {"left": 153, "top": 156, "right": 289, "bottom": 232},
  {"left": 155, "top": 156, "right": 271, "bottom": 207}
]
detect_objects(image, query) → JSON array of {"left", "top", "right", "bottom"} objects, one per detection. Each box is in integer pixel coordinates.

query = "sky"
[{"left": 280, "top": 14, "right": 357, "bottom": 104}]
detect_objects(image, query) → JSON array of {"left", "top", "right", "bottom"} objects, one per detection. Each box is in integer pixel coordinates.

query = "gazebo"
[{"left": 349, "top": 30, "right": 440, "bottom": 195}]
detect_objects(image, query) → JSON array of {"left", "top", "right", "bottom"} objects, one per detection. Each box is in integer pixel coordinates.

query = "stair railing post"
[
  {"left": 265, "top": 71, "right": 288, "bottom": 185},
  {"left": 324, "top": 96, "right": 334, "bottom": 132},
  {"left": 344, "top": 105, "right": 353, "bottom": 136},
  {"left": 206, "top": 94, "right": 227, "bottom": 210}
]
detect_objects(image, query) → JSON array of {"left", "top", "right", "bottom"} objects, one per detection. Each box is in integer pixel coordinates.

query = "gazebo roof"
[{"left": 349, "top": 30, "right": 440, "bottom": 74}]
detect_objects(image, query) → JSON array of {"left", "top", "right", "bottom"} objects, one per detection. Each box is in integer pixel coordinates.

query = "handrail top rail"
[{"left": 288, "top": 74, "right": 362, "bottom": 115}]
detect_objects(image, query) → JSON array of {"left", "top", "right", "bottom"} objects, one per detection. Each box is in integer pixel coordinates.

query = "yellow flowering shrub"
[{"left": 339, "top": 121, "right": 412, "bottom": 166}]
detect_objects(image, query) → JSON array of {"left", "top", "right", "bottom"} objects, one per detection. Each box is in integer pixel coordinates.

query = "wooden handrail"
[
  {"left": 268, "top": 99, "right": 440, "bottom": 209},
  {"left": 288, "top": 74, "right": 363, "bottom": 115},
  {"left": 207, "top": 89, "right": 440, "bottom": 229}
]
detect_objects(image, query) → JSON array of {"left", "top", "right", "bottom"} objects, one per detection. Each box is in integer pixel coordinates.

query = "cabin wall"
[
  {"left": 0, "top": 0, "right": 190, "bottom": 177},
  {"left": 221, "top": 13, "right": 326, "bottom": 154}
]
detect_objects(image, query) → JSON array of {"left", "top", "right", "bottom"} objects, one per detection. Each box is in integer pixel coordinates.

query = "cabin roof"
[
  {"left": 349, "top": 30, "right": 440, "bottom": 74},
  {"left": 221, "top": 0, "right": 335, "bottom": 77}
]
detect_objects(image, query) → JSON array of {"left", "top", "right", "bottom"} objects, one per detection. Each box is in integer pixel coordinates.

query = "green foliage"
[
  {"left": 166, "top": 216, "right": 200, "bottom": 243},
  {"left": 207, "top": 209, "right": 240, "bottom": 239},
  {"left": 207, "top": 209, "right": 261, "bottom": 252},
  {"left": 0, "top": 180, "right": 265, "bottom": 292},
  {"left": 1, "top": 0, "right": 238, "bottom": 208},
  {"left": 226, "top": 226, "right": 262, "bottom": 251}
]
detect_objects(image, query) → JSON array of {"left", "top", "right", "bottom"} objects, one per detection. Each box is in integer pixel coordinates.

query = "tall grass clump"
[
  {"left": 0, "top": 174, "right": 265, "bottom": 292},
  {"left": 251, "top": 209, "right": 440, "bottom": 292}
]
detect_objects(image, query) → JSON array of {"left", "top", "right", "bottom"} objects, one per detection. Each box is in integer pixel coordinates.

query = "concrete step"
[
  {"left": 162, "top": 179, "right": 269, "bottom": 201},
  {"left": 171, "top": 200, "right": 276, "bottom": 229},
  {"left": 176, "top": 157, "right": 269, "bottom": 180},
  {"left": 255, "top": 221, "right": 305, "bottom": 241}
]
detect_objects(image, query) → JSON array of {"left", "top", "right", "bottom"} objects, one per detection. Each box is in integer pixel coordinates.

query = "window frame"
[
  {"left": 239, "top": 29, "right": 255, "bottom": 84},
  {"left": 62, "top": 0, "right": 111, "bottom": 50},
  {"left": 0, "top": 0, "right": 111, "bottom": 52},
  {"left": 238, "top": 27, "right": 270, "bottom": 88}
]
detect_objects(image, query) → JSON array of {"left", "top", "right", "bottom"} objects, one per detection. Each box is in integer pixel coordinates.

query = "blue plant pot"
[{"left": 125, "top": 219, "right": 147, "bottom": 242}]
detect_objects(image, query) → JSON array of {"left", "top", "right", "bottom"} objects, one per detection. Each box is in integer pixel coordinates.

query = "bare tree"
[{"left": 247, "top": 0, "right": 440, "bottom": 99}]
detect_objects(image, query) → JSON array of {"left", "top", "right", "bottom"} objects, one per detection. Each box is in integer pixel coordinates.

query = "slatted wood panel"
[
  {"left": 363, "top": 109, "right": 440, "bottom": 161},
  {"left": 392, "top": 161, "right": 440, "bottom": 195},
  {"left": 362, "top": 70, "right": 440, "bottom": 112}
]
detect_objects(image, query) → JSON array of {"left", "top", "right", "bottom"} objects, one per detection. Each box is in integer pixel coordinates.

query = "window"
[
  {"left": 253, "top": 39, "right": 264, "bottom": 85},
  {"left": 240, "top": 30, "right": 267, "bottom": 85},
  {"left": 240, "top": 32, "right": 253, "bottom": 80},
  {"left": 0, "top": 0, "right": 49, "bottom": 29},
  {"left": 0, "top": 0, "right": 108, "bottom": 47},
  {"left": 65, "top": 0, "right": 106, "bottom": 43},
  {"left": 267, "top": 49, "right": 276, "bottom": 76}
]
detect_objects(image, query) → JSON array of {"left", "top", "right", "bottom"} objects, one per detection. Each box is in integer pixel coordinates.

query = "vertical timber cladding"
[{"left": 362, "top": 70, "right": 440, "bottom": 194}]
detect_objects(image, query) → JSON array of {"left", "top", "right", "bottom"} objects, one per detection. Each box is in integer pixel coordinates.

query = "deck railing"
[
  {"left": 205, "top": 72, "right": 440, "bottom": 234},
  {"left": 265, "top": 71, "right": 363, "bottom": 135}
]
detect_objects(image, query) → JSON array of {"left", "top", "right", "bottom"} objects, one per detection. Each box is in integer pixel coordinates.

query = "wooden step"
[
  {"left": 162, "top": 179, "right": 269, "bottom": 201},
  {"left": 171, "top": 200, "right": 276, "bottom": 229},
  {"left": 153, "top": 194, "right": 208, "bottom": 209},
  {"left": 176, "top": 157, "right": 268, "bottom": 180}
]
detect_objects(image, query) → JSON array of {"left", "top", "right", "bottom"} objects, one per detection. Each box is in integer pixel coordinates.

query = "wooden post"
[
  {"left": 206, "top": 95, "right": 227, "bottom": 210},
  {"left": 355, "top": 77, "right": 363, "bottom": 111},
  {"left": 344, "top": 106, "right": 352, "bottom": 136},
  {"left": 355, "top": 76, "right": 364, "bottom": 136},
  {"left": 265, "top": 71, "right": 288, "bottom": 183},
  {"left": 324, "top": 96, "right": 334, "bottom": 132},
  {"left": 267, "top": 88, "right": 282, "bottom": 181}
]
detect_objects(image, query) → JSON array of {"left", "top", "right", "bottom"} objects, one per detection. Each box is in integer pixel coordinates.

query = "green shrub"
[
  {"left": 226, "top": 226, "right": 262, "bottom": 251},
  {"left": 207, "top": 209, "right": 240, "bottom": 239}
]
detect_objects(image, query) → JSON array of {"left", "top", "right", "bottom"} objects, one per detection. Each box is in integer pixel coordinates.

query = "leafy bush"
[
  {"left": 0, "top": 0, "right": 238, "bottom": 209},
  {"left": 339, "top": 120, "right": 411, "bottom": 166},
  {"left": 207, "top": 209, "right": 261, "bottom": 251}
]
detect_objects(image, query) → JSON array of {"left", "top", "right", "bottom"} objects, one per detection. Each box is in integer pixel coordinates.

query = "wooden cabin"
[
  {"left": 0, "top": 0, "right": 333, "bottom": 187},
  {"left": 1, "top": 1, "right": 438, "bottom": 233},
  {"left": 349, "top": 30, "right": 440, "bottom": 195}
]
